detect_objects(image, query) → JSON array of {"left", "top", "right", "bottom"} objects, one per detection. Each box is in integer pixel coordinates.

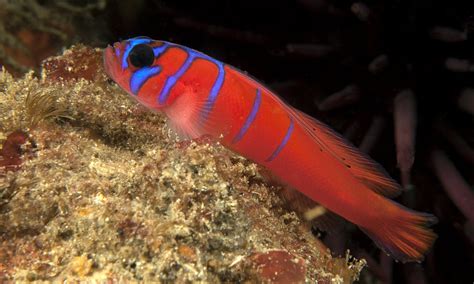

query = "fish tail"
[{"left": 360, "top": 202, "right": 437, "bottom": 263}]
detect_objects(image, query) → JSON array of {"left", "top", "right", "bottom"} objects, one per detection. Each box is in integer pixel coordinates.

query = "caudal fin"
[{"left": 360, "top": 205, "right": 437, "bottom": 263}]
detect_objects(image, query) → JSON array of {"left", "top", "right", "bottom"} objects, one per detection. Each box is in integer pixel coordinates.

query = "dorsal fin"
[{"left": 289, "top": 108, "right": 402, "bottom": 198}]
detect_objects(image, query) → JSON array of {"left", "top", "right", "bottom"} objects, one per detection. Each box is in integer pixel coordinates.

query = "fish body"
[{"left": 104, "top": 37, "right": 436, "bottom": 262}]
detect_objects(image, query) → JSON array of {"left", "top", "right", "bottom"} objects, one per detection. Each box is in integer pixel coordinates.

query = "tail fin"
[{"left": 360, "top": 204, "right": 437, "bottom": 263}]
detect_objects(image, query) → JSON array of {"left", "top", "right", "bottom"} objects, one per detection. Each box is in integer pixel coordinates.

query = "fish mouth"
[
  {"left": 103, "top": 44, "right": 117, "bottom": 79},
  {"left": 103, "top": 41, "right": 127, "bottom": 79}
]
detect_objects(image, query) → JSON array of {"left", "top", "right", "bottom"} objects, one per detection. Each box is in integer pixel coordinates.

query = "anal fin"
[{"left": 278, "top": 185, "right": 345, "bottom": 234}]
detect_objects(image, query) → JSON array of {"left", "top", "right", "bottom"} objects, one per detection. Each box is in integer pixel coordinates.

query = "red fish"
[{"left": 103, "top": 36, "right": 436, "bottom": 262}]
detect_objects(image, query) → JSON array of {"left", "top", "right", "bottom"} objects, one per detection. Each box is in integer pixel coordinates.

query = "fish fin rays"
[
  {"left": 164, "top": 90, "right": 219, "bottom": 141},
  {"left": 309, "top": 208, "right": 346, "bottom": 234},
  {"left": 359, "top": 203, "right": 437, "bottom": 262},
  {"left": 163, "top": 118, "right": 195, "bottom": 141},
  {"left": 288, "top": 107, "right": 402, "bottom": 198}
]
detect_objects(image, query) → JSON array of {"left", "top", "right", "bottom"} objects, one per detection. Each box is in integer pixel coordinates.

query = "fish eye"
[{"left": 128, "top": 44, "right": 155, "bottom": 68}]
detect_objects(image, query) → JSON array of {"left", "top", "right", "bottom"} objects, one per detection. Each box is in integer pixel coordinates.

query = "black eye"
[{"left": 128, "top": 44, "right": 155, "bottom": 68}]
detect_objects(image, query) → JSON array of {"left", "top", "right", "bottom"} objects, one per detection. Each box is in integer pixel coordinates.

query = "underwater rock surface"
[{"left": 0, "top": 45, "right": 364, "bottom": 282}]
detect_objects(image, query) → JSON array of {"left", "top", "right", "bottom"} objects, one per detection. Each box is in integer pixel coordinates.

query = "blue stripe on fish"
[
  {"left": 197, "top": 56, "right": 225, "bottom": 121},
  {"left": 158, "top": 51, "right": 197, "bottom": 104},
  {"left": 232, "top": 89, "right": 262, "bottom": 144},
  {"left": 266, "top": 118, "right": 295, "bottom": 162},
  {"left": 153, "top": 43, "right": 169, "bottom": 57},
  {"left": 157, "top": 43, "right": 226, "bottom": 114},
  {"left": 130, "top": 66, "right": 162, "bottom": 95}
]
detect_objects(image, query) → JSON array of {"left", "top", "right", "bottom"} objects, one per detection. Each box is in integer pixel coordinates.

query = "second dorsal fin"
[{"left": 289, "top": 108, "right": 402, "bottom": 198}]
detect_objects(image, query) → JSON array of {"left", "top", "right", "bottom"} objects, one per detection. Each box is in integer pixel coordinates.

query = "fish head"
[{"left": 103, "top": 36, "right": 170, "bottom": 110}]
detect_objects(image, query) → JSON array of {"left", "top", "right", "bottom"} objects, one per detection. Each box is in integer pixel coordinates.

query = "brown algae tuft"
[{"left": 0, "top": 45, "right": 365, "bottom": 282}]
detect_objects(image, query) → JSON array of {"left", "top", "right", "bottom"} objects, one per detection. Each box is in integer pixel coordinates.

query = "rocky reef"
[{"left": 0, "top": 45, "right": 364, "bottom": 282}]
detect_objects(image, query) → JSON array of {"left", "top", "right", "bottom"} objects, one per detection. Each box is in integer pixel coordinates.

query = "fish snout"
[{"left": 103, "top": 45, "right": 119, "bottom": 79}]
